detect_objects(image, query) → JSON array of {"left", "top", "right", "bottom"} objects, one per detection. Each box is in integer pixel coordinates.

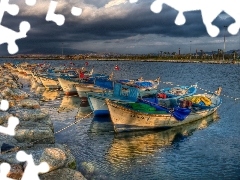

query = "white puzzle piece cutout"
[
  {"left": 46, "top": 0, "right": 65, "bottom": 26},
  {"left": 16, "top": 151, "right": 49, "bottom": 180},
  {"left": 25, "top": 0, "right": 37, "bottom": 6},
  {"left": 0, "top": 116, "right": 19, "bottom": 136},
  {"left": 0, "top": 100, "right": 19, "bottom": 136},
  {"left": 0, "top": 0, "right": 31, "bottom": 54},
  {"left": 0, "top": 100, "right": 9, "bottom": 111},
  {"left": 71, "top": 6, "right": 82, "bottom": 16},
  {"left": 130, "top": 0, "right": 240, "bottom": 37},
  {"left": 0, "top": 163, "right": 14, "bottom": 180},
  {"left": 0, "top": 21, "right": 30, "bottom": 54}
]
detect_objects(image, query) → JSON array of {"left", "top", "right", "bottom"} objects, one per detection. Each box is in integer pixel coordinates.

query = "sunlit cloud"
[{"left": 104, "top": 0, "right": 128, "bottom": 8}]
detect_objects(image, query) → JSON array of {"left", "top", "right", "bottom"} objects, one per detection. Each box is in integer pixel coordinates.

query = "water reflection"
[
  {"left": 75, "top": 97, "right": 92, "bottom": 118},
  {"left": 59, "top": 95, "right": 82, "bottom": 112},
  {"left": 41, "top": 89, "right": 61, "bottom": 101},
  {"left": 106, "top": 112, "right": 220, "bottom": 166},
  {"left": 89, "top": 115, "right": 114, "bottom": 133}
]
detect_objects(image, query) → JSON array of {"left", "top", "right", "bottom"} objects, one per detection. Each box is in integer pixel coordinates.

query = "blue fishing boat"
[
  {"left": 105, "top": 89, "right": 222, "bottom": 133},
  {"left": 88, "top": 83, "right": 140, "bottom": 116},
  {"left": 88, "top": 77, "right": 161, "bottom": 116}
]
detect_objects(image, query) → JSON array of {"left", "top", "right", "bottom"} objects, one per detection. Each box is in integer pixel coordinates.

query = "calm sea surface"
[{"left": 2, "top": 59, "right": 240, "bottom": 180}]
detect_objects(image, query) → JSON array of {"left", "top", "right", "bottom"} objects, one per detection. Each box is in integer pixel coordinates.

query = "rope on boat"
[
  {"left": 54, "top": 111, "right": 93, "bottom": 134},
  {"left": 20, "top": 102, "right": 106, "bottom": 146},
  {"left": 55, "top": 101, "right": 107, "bottom": 134},
  {"left": 161, "top": 81, "right": 240, "bottom": 101}
]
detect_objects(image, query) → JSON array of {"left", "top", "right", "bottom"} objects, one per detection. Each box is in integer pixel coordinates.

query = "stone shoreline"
[{"left": 0, "top": 64, "right": 86, "bottom": 179}]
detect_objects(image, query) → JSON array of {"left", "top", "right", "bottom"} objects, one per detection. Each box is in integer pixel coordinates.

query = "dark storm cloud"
[{"left": 0, "top": 0, "right": 238, "bottom": 55}]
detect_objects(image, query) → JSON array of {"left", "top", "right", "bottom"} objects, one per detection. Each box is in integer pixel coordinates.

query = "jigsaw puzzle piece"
[
  {"left": 0, "top": 21, "right": 30, "bottom": 54},
  {"left": 16, "top": 151, "right": 49, "bottom": 180},
  {"left": 71, "top": 6, "right": 82, "bottom": 16},
  {"left": 150, "top": 0, "right": 201, "bottom": 25},
  {"left": 25, "top": 0, "right": 37, "bottom": 6},
  {"left": 224, "top": 1, "right": 240, "bottom": 35},
  {"left": 201, "top": 10, "right": 220, "bottom": 37},
  {"left": 0, "top": 0, "right": 19, "bottom": 23},
  {"left": 0, "top": 116, "right": 19, "bottom": 136},
  {"left": 0, "top": 100, "right": 9, "bottom": 111},
  {"left": 133, "top": 0, "right": 240, "bottom": 37},
  {"left": 0, "top": 163, "right": 14, "bottom": 180},
  {"left": 148, "top": 0, "right": 223, "bottom": 37},
  {"left": 46, "top": 0, "right": 65, "bottom": 26}
]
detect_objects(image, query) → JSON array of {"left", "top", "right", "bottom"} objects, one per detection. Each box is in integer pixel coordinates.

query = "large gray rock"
[
  {"left": 3, "top": 80, "right": 18, "bottom": 89},
  {"left": 14, "top": 123, "right": 55, "bottom": 144},
  {"left": 7, "top": 163, "right": 24, "bottom": 179},
  {"left": 11, "top": 88, "right": 29, "bottom": 100},
  {"left": 40, "top": 148, "right": 67, "bottom": 171},
  {"left": 39, "top": 168, "right": 87, "bottom": 180},
  {"left": 55, "top": 144, "right": 77, "bottom": 170},
  {"left": 0, "top": 112, "right": 10, "bottom": 125},
  {"left": 11, "top": 109, "right": 48, "bottom": 121},
  {"left": 19, "top": 99, "right": 40, "bottom": 109},
  {"left": 0, "top": 144, "right": 78, "bottom": 173},
  {"left": 1, "top": 87, "right": 14, "bottom": 97}
]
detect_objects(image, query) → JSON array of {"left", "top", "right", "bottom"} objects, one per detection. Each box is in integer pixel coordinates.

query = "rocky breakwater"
[{"left": 0, "top": 65, "right": 86, "bottom": 180}]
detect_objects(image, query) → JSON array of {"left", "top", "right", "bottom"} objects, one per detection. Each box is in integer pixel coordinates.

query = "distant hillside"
[{"left": 20, "top": 47, "right": 96, "bottom": 55}]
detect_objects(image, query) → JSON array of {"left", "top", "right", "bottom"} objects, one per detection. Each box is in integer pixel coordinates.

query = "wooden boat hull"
[
  {"left": 88, "top": 95, "right": 109, "bottom": 116},
  {"left": 58, "top": 77, "right": 79, "bottom": 95},
  {"left": 39, "top": 76, "right": 61, "bottom": 89},
  {"left": 88, "top": 83, "right": 158, "bottom": 116},
  {"left": 75, "top": 84, "right": 104, "bottom": 98},
  {"left": 106, "top": 99, "right": 220, "bottom": 133},
  {"left": 106, "top": 111, "right": 219, "bottom": 164}
]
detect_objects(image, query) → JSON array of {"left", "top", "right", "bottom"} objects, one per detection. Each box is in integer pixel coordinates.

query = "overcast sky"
[{"left": 1, "top": 0, "right": 239, "bottom": 55}]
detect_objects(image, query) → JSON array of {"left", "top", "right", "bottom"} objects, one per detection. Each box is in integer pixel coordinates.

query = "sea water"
[{"left": 2, "top": 59, "right": 240, "bottom": 180}]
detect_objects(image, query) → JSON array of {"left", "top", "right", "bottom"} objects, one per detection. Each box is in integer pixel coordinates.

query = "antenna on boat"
[
  {"left": 192, "top": 82, "right": 198, "bottom": 88},
  {"left": 89, "top": 68, "right": 94, "bottom": 75},
  {"left": 138, "top": 77, "right": 143, "bottom": 81},
  {"left": 215, "top": 87, "right": 222, "bottom": 96},
  {"left": 155, "top": 77, "right": 160, "bottom": 83},
  {"left": 109, "top": 72, "right": 114, "bottom": 80}
]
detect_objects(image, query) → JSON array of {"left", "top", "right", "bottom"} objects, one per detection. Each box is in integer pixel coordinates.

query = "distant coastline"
[{"left": 1, "top": 56, "right": 239, "bottom": 64}]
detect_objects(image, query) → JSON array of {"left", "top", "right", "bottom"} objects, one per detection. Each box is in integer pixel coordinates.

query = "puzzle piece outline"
[
  {"left": 17, "top": 151, "right": 49, "bottom": 180},
  {"left": 0, "top": 100, "right": 19, "bottom": 136},
  {"left": 0, "top": 163, "right": 14, "bottom": 180},
  {"left": 0, "top": 0, "right": 32, "bottom": 54},
  {"left": 130, "top": 0, "right": 240, "bottom": 37},
  {"left": 0, "top": 116, "right": 19, "bottom": 136},
  {"left": 0, "top": 99, "right": 49, "bottom": 179},
  {"left": 46, "top": 0, "right": 82, "bottom": 26},
  {"left": 0, "top": 151, "right": 50, "bottom": 180},
  {"left": 0, "top": 100, "right": 9, "bottom": 111},
  {"left": 0, "top": 0, "right": 82, "bottom": 54},
  {"left": 0, "top": 21, "right": 31, "bottom": 54}
]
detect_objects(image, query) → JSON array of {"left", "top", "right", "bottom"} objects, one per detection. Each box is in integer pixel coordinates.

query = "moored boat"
[
  {"left": 75, "top": 77, "right": 114, "bottom": 97},
  {"left": 106, "top": 111, "right": 219, "bottom": 164},
  {"left": 105, "top": 90, "right": 222, "bottom": 133},
  {"left": 58, "top": 73, "right": 110, "bottom": 96},
  {"left": 88, "top": 83, "right": 140, "bottom": 116},
  {"left": 88, "top": 77, "right": 162, "bottom": 116},
  {"left": 118, "top": 77, "right": 160, "bottom": 97},
  {"left": 39, "top": 76, "right": 61, "bottom": 89}
]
